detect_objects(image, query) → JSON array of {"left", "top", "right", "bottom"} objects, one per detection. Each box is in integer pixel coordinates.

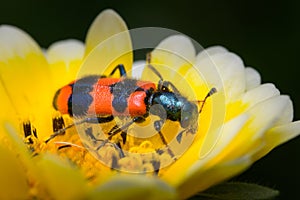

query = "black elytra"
[
  {"left": 68, "top": 75, "right": 99, "bottom": 116},
  {"left": 111, "top": 79, "right": 141, "bottom": 113}
]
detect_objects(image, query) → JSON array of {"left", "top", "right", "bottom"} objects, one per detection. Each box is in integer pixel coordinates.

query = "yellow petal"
[
  {"left": 89, "top": 175, "right": 178, "bottom": 200},
  {"left": 0, "top": 25, "right": 51, "bottom": 112},
  {"left": 46, "top": 39, "right": 84, "bottom": 90},
  {"left": 0, "top": 84, "right": 18, "bottom": 140},
  {"left": 177, "top": 156, "right": 252, "bottom": 199},
  {"left": 0, "top": 145, "right": 29, "bottom": 200},
  {"left": 198, "top": 114, "right": 249, "bottom": 167},
  {"left": 222, "top": 95, "right": 291, "bottom": 161},
  {"left": 3, "top": 123, "right": 41, "bottom": 177},
  {"left": 3, "top": 123, "right": 31, "bottom": 159},
  {"left": 37, "top": 154, "right": 88, "bottom": 200},
  {"left": 2, "top": 123, "right": 41, "bottom": 198},
  {"left": 83, "top": 9, "right": 132, "bottom": 77},
  {"left": 0, "top": 25, "right": 53, "bottom": 139},
  {"left": 0, "top": 25, "right": 43, "bottom": 59},
  {"left": 161, "top": 113, "right": 247, "bottom": 186},
  {"left": 160, "top": 91, "right": 225, "bottom": 185}
]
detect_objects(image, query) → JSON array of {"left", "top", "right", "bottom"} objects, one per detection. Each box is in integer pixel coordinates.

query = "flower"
[
  {"left": 145, "top": 37, "right": 300, "bottom": 198},
  {"left": 0, "top": 9, "right": 299, "bottom": 200}
]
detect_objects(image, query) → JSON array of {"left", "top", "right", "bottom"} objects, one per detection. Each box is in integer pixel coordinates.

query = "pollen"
[{"left": 22, "top": 115, "right": 175, "bottom": 182}]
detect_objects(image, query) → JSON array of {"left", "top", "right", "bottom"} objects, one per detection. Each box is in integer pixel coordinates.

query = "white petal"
[
  {"left": 46, "top": 39, "right": 85, "bottom": 90},
  {"left": 245, "top": 67, "right": 261, "bottom": 90},
  {"left": 89, "top": 176, "right": 177, "bottom": 200},
  {"left": 268, "top": 121, "right": 300, "bottom": 145},
  {"left": 246, "top": 95, "right": 291, "bottom": 139},
  {"left": 85, "top": 9, "right": 130, "bottom": 56},
  {"left": 206, "top": 96, "right": 292, "bottom": 163},
  {"left": 194, "top": 51, "right": 223, "bottom": 91},
  {"left": 255, "top": 121, "right": 300, "bottom": 159},
  {"left": 244, "top": 87, "right": 292, "bottom": 135},
  {"left": 46, "top": 39, "right": 84, "bottom": 66},
  {"left": 141, "top": 35, "right": 196, "bottom": 98},
  {"left": 177, "top": 155, "right": 252, "bottom": 199},
  {"left": 151, "top": 34, "right": 196, "bottom": 69},
  {"left": 144, "top": 35, "right": 196, "bottom": 84},
  {"left": 242, "top": 83, "right": 280, "bottom": 108},
  {"left": 0, "top": 25, "right": 52, "bottom": 120},
  {"left": 82, "top": 9, "right": 132, "bottom": 77},
  {"left": 131, "top": 60, "right": 145, "bottom": 79},
  {"left": 0, "top": 25, "right": 42, "bottom": 60},
  {"left": 274, "top": 97, "right": 293, "bottom": 125},
  {"left": 198, "top": 46, "right": 228, "bottom": 59},
  {"left": 196, "top": 52, "right": 246, "bottom": 101}
]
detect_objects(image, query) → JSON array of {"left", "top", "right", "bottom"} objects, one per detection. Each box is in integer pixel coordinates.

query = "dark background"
[{"left": 1, "top": 0, "right": 299, "bottom": 199}]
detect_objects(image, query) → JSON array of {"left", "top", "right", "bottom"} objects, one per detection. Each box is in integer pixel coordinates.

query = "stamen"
[
  {"left": 52, "top": 116, "right": 65, "bottom": 133},
  {"left": 23, "top": 121, "right": 33, "bottom": 138},
  {"left": 40, "top": 114, "right": 177, "bottom": 175},
  {"left": 22, "top": 121, "right": 38, "bottom": 148}
]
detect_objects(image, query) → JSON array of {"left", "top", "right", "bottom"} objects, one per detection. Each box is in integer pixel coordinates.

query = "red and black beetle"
[{"left": 50, "top": 55, "right": 216, "bottom": 157}]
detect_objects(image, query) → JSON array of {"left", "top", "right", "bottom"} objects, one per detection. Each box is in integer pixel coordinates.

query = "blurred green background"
[{"left": 0, "top": 0, "right": 299, "bottom": 199}]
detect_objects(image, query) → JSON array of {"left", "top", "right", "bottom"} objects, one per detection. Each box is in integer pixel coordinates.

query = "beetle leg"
[
  {"left": 154, "top": 120, "right": 176, "bottom": 159},
  {"left": 153, "top": 119, "right": 164, "bottom": 132},
  {"left": 45, "top": 115, "right": 114, "bottom": 143},
  {"left": 109, "top": 64, "right": 127, "bottom": 77},
  {"left": 96, "top": 139, "right": 125, "bottom": 158},
  {"left": 107, "top": 116, "right": 145, "bottom": 140},
  {"left": 161, "top": 81, "right": 181, "bottom": 93},
  {"left": 107, "top": 121, "right": 133, "bottom": 140},
  {"left": 95, "top": 116, "right": 146, "bottom": 159}
]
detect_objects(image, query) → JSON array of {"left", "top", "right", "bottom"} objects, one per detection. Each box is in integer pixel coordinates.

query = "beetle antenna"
[
  {"left": 54, "top": 141, "right": 85, "bottom": 150},
  {"left": 146, "top": 52, "right": 164, "bottom": 81},
  {"left": 198, "top": 87, "right": 217, "bottom": 113},
  {"left": 146, "top": 52, "right": 182, "bottom": 94}
]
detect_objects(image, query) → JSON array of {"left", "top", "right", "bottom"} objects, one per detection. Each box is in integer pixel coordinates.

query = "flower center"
[{"left": 22, "top": 115, "right": 181, "bottom": 179}]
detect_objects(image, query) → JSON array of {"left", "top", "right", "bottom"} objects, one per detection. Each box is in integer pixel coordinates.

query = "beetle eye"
[
  {"left": 180, "top": 115, "right": 190, "bottom": 128},
  {"left": 180, "top": 102, "right": 199, "bottom": 129}
]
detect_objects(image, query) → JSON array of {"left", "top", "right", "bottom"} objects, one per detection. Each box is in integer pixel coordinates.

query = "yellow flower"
[
  {"left": 0, "top": 9, "right": 299, "bottom": 199},
  {"left": 144, "top": 37, "right": 300, "bottom": 198}
]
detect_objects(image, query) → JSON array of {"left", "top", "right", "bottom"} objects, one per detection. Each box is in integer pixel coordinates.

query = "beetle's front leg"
[{"left": 153, "top": 119, "right": 176, "bottom": 159}]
